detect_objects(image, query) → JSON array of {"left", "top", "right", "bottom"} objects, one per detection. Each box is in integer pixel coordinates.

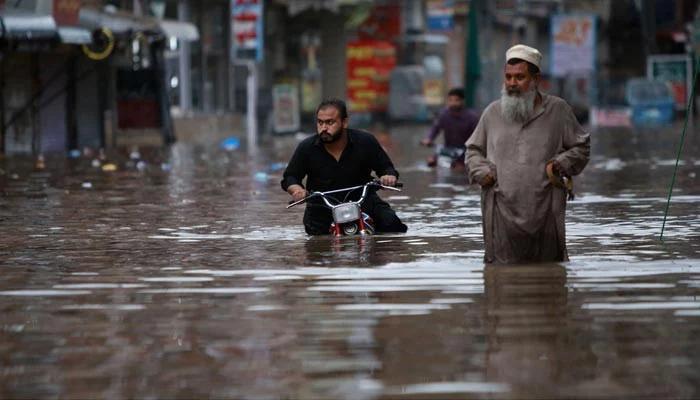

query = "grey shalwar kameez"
[{"left": 465, "top": 93, "right": 590, "bottom": 264}]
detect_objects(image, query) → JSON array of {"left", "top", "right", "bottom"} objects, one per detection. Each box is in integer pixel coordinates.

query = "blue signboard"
[{"left": 426, "top": 0, "right": 454, "bottom": 32}]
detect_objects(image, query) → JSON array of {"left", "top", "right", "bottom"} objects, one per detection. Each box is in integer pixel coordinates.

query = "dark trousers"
[{"left": 303, "top": 194, "right": 407, "bottom": 235}]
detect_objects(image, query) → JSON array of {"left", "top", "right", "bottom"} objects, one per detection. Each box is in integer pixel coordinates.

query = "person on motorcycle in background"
[
  {"left": 282, "top": 98, "right": 408, "bottom": 235},
  {"left": 420, "top": 87, "right": 480, "bottom": 168}
]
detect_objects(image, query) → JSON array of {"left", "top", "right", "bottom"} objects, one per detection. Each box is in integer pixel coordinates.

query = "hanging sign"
[
  {"left": 426, "top": 0, "right": 455, "bottom": 32},
  {"left": 647, "top": 54, "right": 693, "bottom": 111},
  {"left": 346, "top": 39, "right": 396, "bottom": 113},
  {"left": 272, "top": 84, "right": 300, "bottom": 133},
  {"left": 231, "top": 0, "right": 263, "bottom": 61},
  {"left": 550, "top": 14, "right": 596, "bottom": 77}
]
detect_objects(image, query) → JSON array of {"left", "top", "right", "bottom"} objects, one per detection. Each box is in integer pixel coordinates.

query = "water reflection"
[
  {"left": 1, "top": 124, "right": 700, "bottom": 398},
  {"left": 484, "top": 264, "right": 597, "bottom": 398},
  {"left": 302, "top": 236, "right": 421, "bottom": 267}
]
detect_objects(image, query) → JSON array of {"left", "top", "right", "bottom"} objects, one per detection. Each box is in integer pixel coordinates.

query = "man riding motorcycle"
[{"left": 281, "top": 99, "right": 407, "bottom": 235}]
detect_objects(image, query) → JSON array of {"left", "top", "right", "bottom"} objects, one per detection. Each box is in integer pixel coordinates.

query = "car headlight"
[{"left": 332, "top": 204, "right": 361, "bottom": 224}]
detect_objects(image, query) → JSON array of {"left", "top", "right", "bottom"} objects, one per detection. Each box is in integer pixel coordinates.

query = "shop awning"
[
  {"left": 277, "top": 0, "right": 341, "bottom": 16},
  {"left": 398, "top": 33, "right": 449, "bottom": 45},
  {"left": 0, "top": 9, "right": 58, "bottom": 41},
  {"left": 78, "top": 8, "right": 198, "bottom": 42},
  {"left": 158, "top": 20, "right": 199, "bottom": 42},
  {"left": 57, "top": 26, "right": 93, "bottom": 44},
  {"left": 78, "top": 8, "right": 159, "bottom": 36}
]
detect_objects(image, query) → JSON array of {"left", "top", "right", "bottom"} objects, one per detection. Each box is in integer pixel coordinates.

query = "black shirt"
[{"left": 281, "top": 129, "right": 399, "bottom": 195}]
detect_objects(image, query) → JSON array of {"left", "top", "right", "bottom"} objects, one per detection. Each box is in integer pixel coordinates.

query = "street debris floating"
[{"left": 220, "top": 137, "right": 241, "bottom": 151}]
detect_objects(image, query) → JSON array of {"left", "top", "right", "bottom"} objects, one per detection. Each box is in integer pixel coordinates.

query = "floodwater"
[{"left": 1, "top": 122, "right": 699, "bottom": 399}]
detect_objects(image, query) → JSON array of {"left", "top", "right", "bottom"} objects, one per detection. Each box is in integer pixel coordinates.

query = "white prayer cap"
[{"left": 506, "top": 44, "right": 542, "bottom": 70}]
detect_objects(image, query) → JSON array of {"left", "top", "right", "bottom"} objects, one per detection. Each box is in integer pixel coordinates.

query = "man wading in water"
[
  {"left": 465, "top": 44, "right": 590, "bottom": 264},
  {"left": 282, "top": 98, "right": 407, "bottom": 235}
]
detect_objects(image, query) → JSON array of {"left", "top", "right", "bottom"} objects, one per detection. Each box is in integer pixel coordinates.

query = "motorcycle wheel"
[{"left": 342, "top": 223, "right": 359, "bottom": 235}]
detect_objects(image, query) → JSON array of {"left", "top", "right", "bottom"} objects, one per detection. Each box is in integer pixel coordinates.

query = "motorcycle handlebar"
[
  {"left": 286, "top": 181, "right": 403, "bottom": 208},
  {"left": 372, "top": 180, "right": 403, "bottom": 191}
]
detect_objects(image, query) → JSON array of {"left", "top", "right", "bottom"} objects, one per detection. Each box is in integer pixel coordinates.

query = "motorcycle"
[
  {"left": 423, "top": 142, "right": 466, "bottom": 169},
  {"left": 434, "top": 145, "right": 466, "bottom": 169},
  {"left": 287, "top": 180, "right": 402, "bottom": 236}
]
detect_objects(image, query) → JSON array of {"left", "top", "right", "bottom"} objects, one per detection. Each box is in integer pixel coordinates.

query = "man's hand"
[
  {"left": 379, "top": 175, "right": 397, "bottom": 187},
  {"left": 420, "top": 138, "right": 433, "bottom": 147},
  {"left": 287, "top": 184, "right": 307, "bottom": 202},
  {"left": 479, "top": 174, "right": 495, "bottom": 188},
  {"left": 547, "top": 160, "right": 562, "bottom": 176}
]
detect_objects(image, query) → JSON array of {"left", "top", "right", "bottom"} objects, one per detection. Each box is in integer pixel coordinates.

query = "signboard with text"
[
  {"left": 272, "top": 84, "right": 300, "bottom": 133},
  {"left": 346, "top": 40, "right": 396, "bottom": 113},
  {"left": 550, "top": 14, "right": 596, "bottom": 77},
  {"left": 647, "top": 54, "right": 692, "bottom": 111},
  {"left": 426, "top": 0, "right": 454, "bottom": 32},
  {"left": 231, "top": 0, "right": 263, "bottom": 61}
]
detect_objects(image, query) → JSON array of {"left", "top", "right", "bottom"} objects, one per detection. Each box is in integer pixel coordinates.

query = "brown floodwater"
[{"left": 1, "top": 123, "right": 699, "bottom": 399}]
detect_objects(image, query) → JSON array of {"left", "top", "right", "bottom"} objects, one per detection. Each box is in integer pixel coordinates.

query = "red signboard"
[
  {"left": 357, "top": 4, "right": 400, "bottom": 41},
  {"left": 232, "top": 0, "right": 263, "bottom": 61},
  {"left": 53, "top": 0, "right": 81, "bottom": 26},
  {"left": 346, "top": 40, "right": 396, "bottom": 113}
]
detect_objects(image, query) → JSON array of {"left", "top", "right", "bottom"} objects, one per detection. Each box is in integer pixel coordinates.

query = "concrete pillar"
[{"left": 320, "top": 13, "right": 346, "bottom": 99}]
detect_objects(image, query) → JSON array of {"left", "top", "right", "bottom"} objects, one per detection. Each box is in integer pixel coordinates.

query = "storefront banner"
[
  {"left": 272, "top": 84, "right": 300, "bottom": 133},
  {"left": 550, "top": 14, "right": 596, "bottom": 77},
  {"left": 346, "top": 40, "right": 396, "bottom": 113},
  {"left": 231, "top": 0, "right": 263, "bottom": 61},
  {"left": 647, "top": 54, "right": 693, "bottom": 110}
]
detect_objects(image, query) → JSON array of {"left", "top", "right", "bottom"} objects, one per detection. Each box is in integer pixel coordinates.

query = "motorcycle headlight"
[{"left": 332, "top": 203, "right": 361, "bottom": 224}]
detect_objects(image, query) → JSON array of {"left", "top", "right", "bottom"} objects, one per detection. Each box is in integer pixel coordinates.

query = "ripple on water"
[
  {"left": 582, "top": 301, "right": 700, "bottom": 310},
  {"left": 60, "top": 304, "right": 145, "bottom": 311},
  {"left": 138, "top": 287, "right": 268, "bottom": 294},
  {"left": 139, "top": 277, "right": 214, "bottom": 282},
  {"left": 384, "top": 382, "right": 511, "bottom": 396},
  {"left": 0, "top": 290, "right": 92, "bottom": 296}
]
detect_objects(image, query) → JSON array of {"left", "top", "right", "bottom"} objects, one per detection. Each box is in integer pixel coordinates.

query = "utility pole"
[
  {"left": 465, "top": 0, "right": 481, "bottom": 107},
  {"left": 639, "top": 0, "right": 658, "bottom": 56},
  {"left": 245, "top": 60, "right": 258, "bottom": 156},
  {"left": 178, "top": 0, "right": 192, "bottom": 112},
  {"left": 1, "top": 53, "right": 5, "bottom": 155}
]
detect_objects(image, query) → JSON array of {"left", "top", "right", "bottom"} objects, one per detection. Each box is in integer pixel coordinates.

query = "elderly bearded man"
[{"left": 465, "top": 44, "right": 590, "bottom": 264}]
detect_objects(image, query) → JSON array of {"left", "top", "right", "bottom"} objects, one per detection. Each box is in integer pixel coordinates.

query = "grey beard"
[{"left": 500, "top": 86, "right": 537, "bottom": 123}]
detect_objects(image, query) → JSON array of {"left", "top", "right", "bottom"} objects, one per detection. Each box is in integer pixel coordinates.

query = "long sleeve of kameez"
[
  {"left": 425, "top": 113, "right": 443, "bottom": 142},
  {"left": 465, "top": 108, "right": 496, "bottom": 185},
  {"left": 281, "top": 143, "right": 308, "bottom": 192},
  {"left": 553, "top": 103, "right": 591, "bottom": 176},
  {"left": 369, "top": 135, "right": 399, "bottom": 179}
]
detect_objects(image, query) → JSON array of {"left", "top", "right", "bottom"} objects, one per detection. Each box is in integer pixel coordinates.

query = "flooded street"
[{"left": 1, "top": 122, "right": 700, "bottom": 399}]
